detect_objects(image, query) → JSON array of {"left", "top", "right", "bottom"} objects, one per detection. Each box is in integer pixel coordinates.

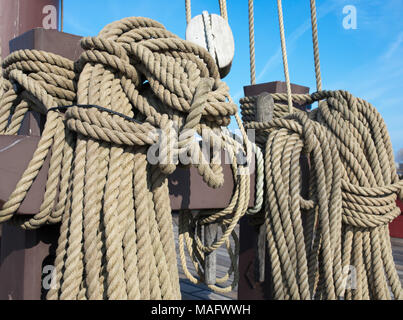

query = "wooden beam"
[{"left": 0, "top": 135, "right": 255, "bottom": 213}]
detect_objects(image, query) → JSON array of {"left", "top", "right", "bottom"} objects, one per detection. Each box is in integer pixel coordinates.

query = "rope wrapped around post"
[{"left": 240, "top": 90, "right": 403, "bottom": 300}]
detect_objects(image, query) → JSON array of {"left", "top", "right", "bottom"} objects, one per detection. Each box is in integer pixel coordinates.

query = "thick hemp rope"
[
  {"left": 0, "top": 49, "right": 76, "bottom": 229},
  {"left": 240, "top": 90, "right": 403, "bottom": 300},
  {"left": 276, "top": 0, "right": 293, "bottom": 113},
  {"left": 242, "top": 0, "right": 402, "bottom": 299},
  {"left": 248, "top": 0, "right": 256, "bottom": 85},
  {"left": 309, "top": 0, "right": 322, "bottom": 92},
  {"left": 0, "top": 17, "right": 252, "bottom": 299}
]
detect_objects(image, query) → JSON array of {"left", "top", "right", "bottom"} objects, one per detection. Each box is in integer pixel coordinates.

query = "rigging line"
[
  {"left": 276, "top": 0, "right": 293, "bottom": 113},
  {"left": 310, "top": 0, "right": 322, "bottom": 92},
  {"left": 248, "top": 0, "right": 256, "bottom": 85},
  {"left": 185, "top": 0, "right": 191, "bottom": 25},
  {"left": 219, "top": 0, "right": 228, "bottom": 21}
]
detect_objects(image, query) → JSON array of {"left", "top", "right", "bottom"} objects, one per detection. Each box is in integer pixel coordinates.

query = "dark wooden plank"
[{"left": 9, "top": 28, "right": 83, "bottom": 62}]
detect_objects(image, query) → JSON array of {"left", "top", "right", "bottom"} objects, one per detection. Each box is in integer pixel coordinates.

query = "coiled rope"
[
  {"left": 248, "top": 0, "right": 256, "bottom": 85},
  {"left": 0, "top": 50, "right": 76, "bottom": 229},
  {"left": 276, "top": 0, "right": 293, "bottom": 113},
  {"left": 0, "top": 17, "right": 252, "bottom": 299},
  {"left": 241, "top": 91, "right": 403, "bottom": 299},
  {"left": 241, "top": 0, "right": 403, "bottom": 300},
  {"left": 309, "top": 0, "right": 322, "bottom": 92}
]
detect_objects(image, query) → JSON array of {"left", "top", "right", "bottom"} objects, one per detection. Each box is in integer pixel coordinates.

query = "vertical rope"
[
  {"left": 248, "top": 0, "right": 256, "bottom": 85},
  {"left": 185, "top": 0, "right": 191, "bottom": 24},
  {"left": 60, "top": 0, "right": 64, "bottom": 32},
  {"left": 310, "top": 0, "right": 322, "bottom": 91},
  {"left": 276, "top": 0, "right": 293, "bottom": 113},
  {"left": 219, "top": 0, "right": 228, "bottom": 21}
]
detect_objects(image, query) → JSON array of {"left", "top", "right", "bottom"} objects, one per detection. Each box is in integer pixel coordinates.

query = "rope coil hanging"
[
  {"left": 241, "top": 0, "right": 403, "bottom": 300},
  {"left": 0, "top": 17, "right": 252, "bottom": 299}
]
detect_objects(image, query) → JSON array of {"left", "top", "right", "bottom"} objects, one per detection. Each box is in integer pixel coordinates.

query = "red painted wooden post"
[{"left": 0, "top": 0, "right": 60, "bottom": 59}]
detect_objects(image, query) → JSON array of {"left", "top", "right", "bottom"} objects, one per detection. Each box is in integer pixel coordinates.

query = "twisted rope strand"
[
  {"left": 276, "top": 0, "right": 293, "bottom": 113},
  {"left": 310, "top": 0, "right": 322, "bottom": 91}
]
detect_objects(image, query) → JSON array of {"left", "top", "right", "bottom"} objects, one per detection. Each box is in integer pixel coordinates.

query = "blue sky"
[{"left": 62, "top": 0, "right": 403, "bottom": 155}]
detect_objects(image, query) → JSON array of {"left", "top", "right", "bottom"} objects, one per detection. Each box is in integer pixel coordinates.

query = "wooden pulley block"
[{"left": 186, "top": 11, "right": 235, "bottom": 78}]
